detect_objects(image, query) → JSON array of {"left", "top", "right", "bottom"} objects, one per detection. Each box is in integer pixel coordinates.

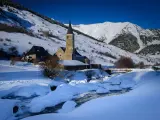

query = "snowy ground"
[
  {"left": 23, "top": 71, "right": 160, "bottom": 120},
  {"left": 0, "top": 60, "right": 159, "bottom": 120}
]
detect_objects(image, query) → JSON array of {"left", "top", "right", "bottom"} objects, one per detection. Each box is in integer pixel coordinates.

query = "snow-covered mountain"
[
  {"left": 0, "top": 3, "right": 159, "bottom": 65},
  {"left": 73, "top": 22, "right": 160, "bottom": 54}
]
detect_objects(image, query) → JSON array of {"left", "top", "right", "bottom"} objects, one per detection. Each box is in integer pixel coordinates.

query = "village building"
[
  {"left": 23, "top": 46, "right": 50, "bottom": 62},
  {"left": 56, "top": 60, "right": 91, "bottom": 70},
  {"left": 55, "top": 22, "right": 90, "bottom": 64},
  {"left": 53, "top": 22, "right": 91, "bottom": 70}
]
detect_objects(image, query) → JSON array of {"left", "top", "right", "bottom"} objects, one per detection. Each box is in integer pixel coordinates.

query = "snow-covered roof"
[{"left": 58, "top": 60, "right": 88, "bottom": 66}]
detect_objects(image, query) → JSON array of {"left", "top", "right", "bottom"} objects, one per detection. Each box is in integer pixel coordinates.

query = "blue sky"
[{"left": 13, "top": 0, "right": 160, "bottom": 28}]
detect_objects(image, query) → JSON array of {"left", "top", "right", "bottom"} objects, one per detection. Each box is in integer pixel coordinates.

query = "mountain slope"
[
  {"left": 73, "top": 22, "right": 160, "bottom": 55},
  {"left": 0, "top": 5, "right": 159, "bottom": 65}
]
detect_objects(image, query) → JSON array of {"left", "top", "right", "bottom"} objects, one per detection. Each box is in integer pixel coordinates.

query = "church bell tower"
[{"left": 65, "top": 21, "right": 74, "bottom": 59}]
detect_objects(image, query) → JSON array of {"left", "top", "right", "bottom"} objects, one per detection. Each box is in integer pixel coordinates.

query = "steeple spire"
[{"left": 67, "top": 21, "right": 73, "bottom": 34}]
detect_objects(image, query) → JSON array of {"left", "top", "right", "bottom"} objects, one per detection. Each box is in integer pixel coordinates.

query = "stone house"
[{"left": 23, "top": 46, "right": 50, "bottom": 62}]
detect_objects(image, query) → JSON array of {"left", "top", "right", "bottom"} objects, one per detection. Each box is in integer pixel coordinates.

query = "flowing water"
[{"left": 2, "top": 88, "right": 131, "bottom": 120}]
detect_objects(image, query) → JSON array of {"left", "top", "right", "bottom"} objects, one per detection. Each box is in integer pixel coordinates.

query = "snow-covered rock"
[
  {"left": 0, "top": 84, "right": 51, "bottom": 98},
  {"left": 0, "top": 99, "right": 19, "bottom": 120},
  {"left": 27, "top": 83, "right": 99, "bottom": 113},
  {"left": 58, "top": 101, "right": 77, "bottom": 113},
  {"left": 96, "top": 88, "right": 109, "bottom": 94}
]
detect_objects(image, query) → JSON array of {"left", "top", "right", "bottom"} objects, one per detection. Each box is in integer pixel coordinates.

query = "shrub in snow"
[
  {"left": 44, "top": 56, "right": 59, "bottom": 69},
  {"left": 0, "top": 48, "right": 10, "bottom": 59},
  {"left": 115, "top": 56, "right": 135, "bottom": 68},
  {"left": 43, "top": 68, "right": 60, "bottom": 79},
  {"left": 8, "top": 46, "right": 18, "bottom": 56},
  {"left": 135, "top": 61, "right": 145, "bottom": 69},
  {"left": 85, "top": 70, "right": 94, "bottom": 82},
  {"left": 5, "top": 38, "right": 11, "bottom": 42},
  {"left": 152, "top": 66, "right": 160, "bottom": 71},
  {"left": 41, "top": 55, "right": 61, "bottom": 79}
]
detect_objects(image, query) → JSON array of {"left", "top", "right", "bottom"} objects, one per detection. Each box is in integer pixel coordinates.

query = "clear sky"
[{"left": 12, "top": 0, "right": 160, "bottom": 28}]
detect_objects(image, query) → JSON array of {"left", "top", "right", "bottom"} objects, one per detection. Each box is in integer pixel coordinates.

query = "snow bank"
[
  {"left": 0, "top": 60, "right": 49, "bottom": 81},
  {"left": 0, "top": 84, "right": 51, "bottom": 98},
  {"left": 58, "top": 60, "right": 87, "bottom": 66},
  {"left": 68, "top": 71, "right": 87, "bottom": 81},
  {"left": 57, "top": 69, "right": 108, "bottom": 82},
  {"left": 0, "top": 99, "right": 19, "bottom": 120},
  {"left": 58, "top": 101, "right": 77, "bottom": 113},
  {"left": 22, "top": 71, "right": 160, "bottom": 120},
  {"left": 0, "top": 60, "right": 40, "bottom": 72},
  {"left": 96, "top": 88, "right": 109, "bottom": 94},
  {"left": 106, "top": 72, "right": 140, "bottom": 88},
  {"left": 28, "top": 83, "right": 100, "bottom": 113},
  {"left": 69, "top": 71, "right": 160, "bottom": 120}
]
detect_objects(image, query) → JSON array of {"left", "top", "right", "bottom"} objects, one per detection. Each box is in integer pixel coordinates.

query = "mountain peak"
[{"left": 73, "top": 21, "right": 145, "bottom": 43}]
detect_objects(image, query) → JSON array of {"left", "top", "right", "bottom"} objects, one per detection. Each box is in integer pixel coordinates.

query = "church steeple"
[
  {"left": 67, "top": 21, "right": 73, "bottom": 34},
  {"left": 65, "top": 21, "right": 75, "bottom": 60}
]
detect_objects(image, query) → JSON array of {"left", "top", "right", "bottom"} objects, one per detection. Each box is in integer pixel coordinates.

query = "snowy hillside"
[
  {"left": 0, "top": 5, "right": 159, "bottom": 65},
  {"left": 73, "top": 22, "right": 160, "bottom": 54}
]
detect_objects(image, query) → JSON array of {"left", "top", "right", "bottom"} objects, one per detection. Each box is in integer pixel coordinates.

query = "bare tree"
[{"left": 115, "top": 56, "right": 135, "bottom": 68}]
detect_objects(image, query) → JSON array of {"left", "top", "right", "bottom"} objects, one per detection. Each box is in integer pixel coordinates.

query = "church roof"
[
  {"left": 60, "top": 47, "right": 81, "bottom": 56},
  {"left": 67, "top": 21, "right": 73, "bottom": 34},
  {"left": 58, "top": 60, "right": 88, "bottom": 66},
  {"left": 74, "top": 49, "right": 81, "bottom": 56},
  {"left": 60, "top": 47, "right": 66, "bottom": 51},
  {"left": 26, "top": 46, "right": 50, "bottom": 57}
]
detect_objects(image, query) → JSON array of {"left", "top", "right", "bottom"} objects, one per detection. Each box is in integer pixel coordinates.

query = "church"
[{"left": 55, "top": 22, "right": 90, "bottom": 64}]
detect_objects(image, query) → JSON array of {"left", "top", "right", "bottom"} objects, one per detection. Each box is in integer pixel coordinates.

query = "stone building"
[
  {"left": 55, "top": 22, "right": 89, "bottom": 64},
  {"left": 23, "top": 46, "right": 50, "bottom": 62}
]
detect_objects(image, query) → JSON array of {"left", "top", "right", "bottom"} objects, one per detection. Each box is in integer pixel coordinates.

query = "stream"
[{"left": 2, "top": 87, "right": 131, "bottom": 120}]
